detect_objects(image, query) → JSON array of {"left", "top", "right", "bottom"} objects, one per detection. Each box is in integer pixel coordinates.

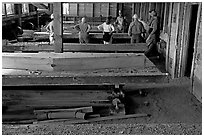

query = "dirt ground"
[
  {"left": 2, "top": 77, "right": 202, "bottom": 135},
  {"left": 2, "top": 58, "right": 202, "bottom": 135}
]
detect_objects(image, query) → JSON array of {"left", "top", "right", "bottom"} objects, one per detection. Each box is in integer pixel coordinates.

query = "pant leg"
[
  {"left": 131, "top": 36, "right": 135, "bottom": 44},
  {"left": 49, "top": 34, "right": 54, "bottom": 44},
  {"left": 135, "top": 34, "right": 142, "bottom": 43},
  {"left": 83, "top": 33, "right": 89, "bottom": 44},
  {"left": 79, "top": 33, "right": 83, "bottom": 43},
  {"left": 145, "top": 34, "right": 157, "bottom": 57},
  {"left": 131, "top": 34, "right": 141, "bottom": 43}
]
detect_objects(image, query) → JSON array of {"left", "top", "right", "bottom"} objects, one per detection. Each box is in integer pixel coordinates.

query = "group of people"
[{"left": 46, "top": 10, "right": 159, "bottom": 57}]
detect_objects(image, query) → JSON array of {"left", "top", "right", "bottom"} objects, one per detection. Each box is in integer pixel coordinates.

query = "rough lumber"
[
  {"left": 2, "top": 42, "right": 148, "bottom": 53},
  {"left": 53, "top": 2, "right": 63, "bottom": 53},
  {"left": 2, "top": 53, "right": 149, "bottom": 72},
  {"left": 3, "top": 74, "right": 168, "bottom": 87},
  {"left": 34, "top": 106, "right": 93, "bottom": 114},
  {"left": 2, "top": 53, "right": 168, "bottom": 86},
  {"left": 34, "top": 113, "right": 149, "bottom": 124},
  {"left": 33, "top": 32, "right": 131, "bottom": 40},
  {"left": 3, "top": 90, "right": 111, "bottom": 112}
]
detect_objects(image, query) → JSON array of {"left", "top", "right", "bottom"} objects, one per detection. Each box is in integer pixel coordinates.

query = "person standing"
[
  {"left": 144, "top": 10, "right": 160, "bottom": 57},
  {"left": 46, "top": 14, "right": 54, "bottom": 44},
  {"left": 114, "top": 10, "right": 125, "bottom": 33},
  {"left": 98, "top": 17, "right": 115, "bottom": 44},
  {"left": 128, "top": 14, "right": 145, "bottom": 43},
  {"left": 74, "top": 17, "right": 91, "bottom": 44}
]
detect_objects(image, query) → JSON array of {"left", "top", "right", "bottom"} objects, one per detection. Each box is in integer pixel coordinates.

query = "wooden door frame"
[
  {"left": 180, "top": 3, "right": 200, "bottom": 77},
  {"left": 180, "top": 3, "right": 192, "bottom": 77}
]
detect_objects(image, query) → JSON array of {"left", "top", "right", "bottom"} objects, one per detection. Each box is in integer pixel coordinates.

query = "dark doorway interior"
[{"left": 185, "top": 4, "right": 199, "bottom": 77}]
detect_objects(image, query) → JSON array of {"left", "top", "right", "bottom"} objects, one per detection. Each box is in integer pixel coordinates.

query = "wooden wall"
[
  {"left": 161, "top": 2, "right": 202, "bottom": 102},
  {"left": 64, "top": 2, "right": 166, "bottom": 25},
  {"left": 191, "top": 4, "right": 202, "bottom": 102}
]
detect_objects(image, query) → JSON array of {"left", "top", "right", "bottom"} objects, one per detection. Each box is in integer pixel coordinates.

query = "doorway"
[{"left": 184, "top": 4, "right": 199, "bottom": 77}]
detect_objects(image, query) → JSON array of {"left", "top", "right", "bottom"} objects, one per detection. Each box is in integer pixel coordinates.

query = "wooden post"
[
  {"left": 165, "top": 3, "right": 173, "bottom": 72},
  {"left": 53, "top": 2, "right": 63, "bottom": 53},
  {"left": 131, "top": 3, "right": 135, "bottom": 16},
  {"left": 4, "top": 4, "right": 7, "bottom": 17},
  {"left": 18, "top": 4, "right": 22, "bottom": 27},
  {"left": 36, "top": 10, "right": 40, "bottom": 30}
]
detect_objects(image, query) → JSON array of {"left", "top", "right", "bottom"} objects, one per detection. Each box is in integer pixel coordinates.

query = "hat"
[
  {"left": 132, "top": 14, "right": 138, "bottom": 19},
  {"left": 50, "top": 14, "right": 54, "bottom": 19}
]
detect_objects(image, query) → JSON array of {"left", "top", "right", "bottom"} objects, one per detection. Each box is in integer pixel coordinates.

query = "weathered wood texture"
[
  {"left": 2, "top": 53, "right": 168, "bottom": 86},
  {"left": 2, "top": 53, "right": 150, "bottom": 71},
  {"left": 191, "top": 4, "right": 202, "bottom": 102},
  {"left": 3, "top": 72, "right": 168, "bottom": 86},
  {"left": 2, "top": 89, "right": 112, "bottom": 121},
  {"left": 53, "top": 2, "right": 63, "bottom": 53},
  {"left": 2, "top": 42, "right": 147, "bottom": 52},
  {"left": 3, "top": 90, "right": 111, "bottom": 112},
  {"left": 34, "top": 113, "right": 148, "bottom": 124},
  {"left": 33, "top": 32, "right": 131, "bottom": 40}
]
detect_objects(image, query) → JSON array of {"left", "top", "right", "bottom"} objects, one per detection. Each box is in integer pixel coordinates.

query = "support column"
[{"left": 53, "top": 2, "right": 63, "bottom": 53}]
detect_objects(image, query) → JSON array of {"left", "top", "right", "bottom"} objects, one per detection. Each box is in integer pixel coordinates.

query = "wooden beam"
[
  {"left": 18, "top": 4, "right": 22, "bottom": 27},
  {"left": 34, "top": 113, "right": 149, "bottom": 124},
  {"left": 3, "top": 43, "right": 147, "bottom": 53},
  {"left": 2, "top": 53, "right": 150, "bottom": 71},
  {"left": 3, "top": 72, "right": 168, "bottom": 87},
  {"left": 53, "top": 2, "right": 63, "bottom": 53},
  {"left": 3, "top": 89, "right": 111, "bottom": 112},
  {"left": 34, "top": 106, "right": 93, "bottom": 114},
  {"left": 33, "top": 32, "right": 132, "bottom": 40},
  {"left": 165, "top": 3, "right": 173, "bottom": 72}
]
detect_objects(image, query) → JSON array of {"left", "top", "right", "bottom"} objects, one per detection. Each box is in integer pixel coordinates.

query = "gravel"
[{"left": 2, "top": 123, "right": 202, "bottom": 135}]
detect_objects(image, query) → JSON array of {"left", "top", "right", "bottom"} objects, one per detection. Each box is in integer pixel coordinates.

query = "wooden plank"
[
  {"left": 53, "top": 2, "right": 63, "bottom": 53},
  {"left": 165, "top": 3, "right": 173, "bottom": 72},
  {"left": 35, "top": 113, "right": 149, "bottom": 124},
  {"left": 3, "top": 73, "right": 168, "bottom": 87},
  {"left": 52, "top": 55, "right": 146, "bottom": 71},
  {"left": 3, "top": 89, "right": 111, "bottom": 112},
  {"left": 35, "top": 107, "right": 93, "bottom": 120},
  {"left": 33, "top": 32, "right": 131, "bottom": 40},
  {"left": 2, "top": 43, "right": 148, "bottom": 52},
  {"left": 176, "top": 3, "right": 185, "bottom": 77},
  {"left": 2, "top": 53, "right": 151, "bottom": 71},
  {"left": 34, "top": 106, "right": 93, "bottom": 113},
  {"left": 123, "top": 77, "right": 190, "bottom": 91}
]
